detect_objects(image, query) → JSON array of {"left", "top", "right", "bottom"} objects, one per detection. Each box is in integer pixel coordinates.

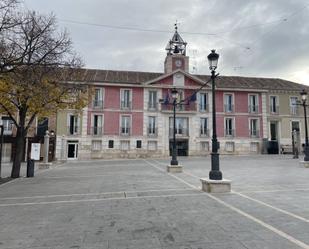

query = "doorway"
[
  {"left": 169, "top": 139, "right": 188, "bottom": 156},
  {"left": 67, "top": 142, "right": 78, "bottom": 159},
  {"left": 268, "top": 121, "right": 279, "bottom": 154}
]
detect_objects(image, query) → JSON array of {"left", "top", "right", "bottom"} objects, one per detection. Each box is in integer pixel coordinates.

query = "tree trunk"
[{"left": 11, "top": 127, "right": 26, "bottom": 178}]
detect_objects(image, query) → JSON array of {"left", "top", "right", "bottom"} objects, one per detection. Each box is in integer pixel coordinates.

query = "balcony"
[
  {"left": 169, "top": 128, "right": 189, "bottom": 137},
  {"left": 92, "top": 100, "right": 103, "bottom": 109},
  {"left": 67, "top": 126, "right": 80, "bottom": 135},
  {"left": 249, "top": 129, "right": 260, "bottom": 138},
  {"left": 161, "top": 102, "right": 197, "bottom": 112},
  {"left": 270, "top": 105, "right": 279, "bottom": 114},
  {"left": 290, "top": 106, "right": 299, "bottom": 115},
  {"left": 147, "top": 127, "right": 158, "bottom": 137},
  {"left": 148, "top": 102, "right": 158, "bottom": 111},
  {"left": 199, "top": 104, "right": 209, "bottom": 112},
  {"left": 120, "top": 127, "right": 131, "bottom": 136},
  {"left": 248, "top": 105, "right": 259, "bottom": 113},
  {"left": 121, "top": 101, "right": 132, "bottom": 110},
  {"left": 200, "top": 128, "right": 209, "bottom": 137},
  {"left": 224, "top": 104, "right": 234, "bottom": 113},
  {"left": 89, "top": 126, "right": 103, "bottom": 135},
  {"left": 225, "top": 129, "right": 235, "bottom": 137}
]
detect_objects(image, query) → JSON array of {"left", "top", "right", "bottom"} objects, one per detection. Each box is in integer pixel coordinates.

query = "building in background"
[{"left": 54, "top": 27, "right": 308, "bottom": 160}]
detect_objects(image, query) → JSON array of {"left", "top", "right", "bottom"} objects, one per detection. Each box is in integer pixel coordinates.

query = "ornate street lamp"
[
  {"left": 207, "top": 50, "right": 222, "bottom": 180},
  {"left": 300, "top": 89, "right": 309, "bottom": 161},
  {"left": 170, "top": 88, "right": 179, "bottom": 166}
]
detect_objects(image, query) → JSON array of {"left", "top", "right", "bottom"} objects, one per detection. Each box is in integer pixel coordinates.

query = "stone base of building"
[
  {"left": 167, "top": 165, "right": 183, "bottom": 173},
  {"left": 38, "top": 163, "right": 52, "bottom": 169},
  {"left": 200, "top": 178, "right": 231, "bottom": 193},
  {"left": 300, "top": 161, "right": 309, "bottom": 168}
]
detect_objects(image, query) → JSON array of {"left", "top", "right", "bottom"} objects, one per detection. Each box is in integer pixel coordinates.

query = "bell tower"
[{"left": 164, "top": 23, "right": 189, "bottom": 73}]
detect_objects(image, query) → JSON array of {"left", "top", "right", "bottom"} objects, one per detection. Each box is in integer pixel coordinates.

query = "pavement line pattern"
[
  {"left": 144, "top": 159, "right": 309, "bottom": 249},
  {"left": 180, "top": 167, "right": 309, "bottom": 224},
  {"left": 0, "top": 192, "right": 204, "bottom": 207},
  {"left": 0, "top": 188, "right": 193, "bottom": 200},
  {"left": 232, "top": 191, "right": 309, "bottom": 223},
  {"left": 239, "top": 188, "right": 309, "bottom": 193}
]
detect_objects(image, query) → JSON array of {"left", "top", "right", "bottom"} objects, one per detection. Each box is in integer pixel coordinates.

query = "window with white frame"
[
  {"left": 121, "top": 89, "right": 131, "bottom": 109},
  {"left": 120, "top": 116, "right": 131, "bottom": 135},
  {"left": 148, "top": 91, "right": 157, "bottom": 110},
  {"left": 200, "top": 141, "right": 209, "bottom": 151},
  {"left": 120, "top": 140, "right": 130, "bottom": 150},
  {"left": 250, "top": 119, "right": 259, "bottom": 137},
  {"left": 92, "top": 115, "right": 103, "bottom": 135},
  {"left": 270, "top": 96, "right": 278, "bottom": 113},
  {"left": 224, "top": 94, "right": 233, "bottom": 112},
  {"left": 92, "top": 140, "right": 102, "bottom": 151},
  {"left": 1, "top": 117, "right": 13, "bottom": 135},
  {"left": 148, "top": 116, "right": 157, "bottom": 136},
  {"left": 249, "top": 94, "right": 258, "bottom": 113},
  {"left": 68, "top": 115, "right": 79, "bottom": 135},
  {"left": 199, "top": 93, "right": 208, "bottom": 112},
  {"left": 93, "top": 88, "right": 103, "bottom": 108},
  {"left": 169, "top": 117, "right": 188, "bottom": 136},
  {"left": 147, "top": 141, "right": 157, "bottom": 151},
  {"left": 290, "top": 97, "right": 298, "bottom": 115},
  {"left": 225, "top": 118, "right": 234, "bottom": 136},
  {"left": 200, "top": 118, "right": 208, "bottom": 136}
]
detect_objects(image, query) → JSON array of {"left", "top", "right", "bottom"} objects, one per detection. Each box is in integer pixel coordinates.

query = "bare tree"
[{"left": 0, "top": 10, "right": 87, "bottom": 178}]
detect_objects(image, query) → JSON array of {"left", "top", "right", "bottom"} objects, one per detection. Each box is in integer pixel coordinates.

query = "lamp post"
[
  {"left": 208, "top": 49, "right": 222, "bottom": 180},
  {"left": 300, "top": 89, "right": 309, "bottom": 161},
  {"left": 170, "top": 88, "right": 179, "bottom": 166},
  {"left": 0, "top": 119, "right": 3, "bottom": 178}
]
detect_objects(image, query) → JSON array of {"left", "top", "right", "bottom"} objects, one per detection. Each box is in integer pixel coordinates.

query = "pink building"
[{"left": 55, "top": 27, "right": 306, "bottom": 160}]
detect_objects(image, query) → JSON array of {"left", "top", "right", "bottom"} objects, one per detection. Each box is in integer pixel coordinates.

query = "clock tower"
[{"left": 164, "top": 24, "right": 189, "bottom": 73}]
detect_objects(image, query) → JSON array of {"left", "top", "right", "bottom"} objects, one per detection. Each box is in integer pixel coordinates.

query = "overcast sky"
[{"left": 23, "top": 0, "right": 309, "bottom": 84}]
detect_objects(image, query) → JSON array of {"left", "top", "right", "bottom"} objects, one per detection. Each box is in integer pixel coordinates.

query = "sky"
[{"left": 22, "top": 0, "right": 309, "bottom": 84}]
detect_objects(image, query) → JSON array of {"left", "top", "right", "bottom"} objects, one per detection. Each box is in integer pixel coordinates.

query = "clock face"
[{"left": 175, "top": 59, "right": 182, "bottom": 67}]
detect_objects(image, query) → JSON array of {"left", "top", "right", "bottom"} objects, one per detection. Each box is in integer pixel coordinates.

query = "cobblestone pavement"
[{"left": 0, "top": 155, "right": 308, "bottom": 249}]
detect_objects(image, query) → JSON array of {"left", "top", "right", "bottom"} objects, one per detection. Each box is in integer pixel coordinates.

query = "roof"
[{"left": 71, "top": 68, "right": 307, "bottom": 91}]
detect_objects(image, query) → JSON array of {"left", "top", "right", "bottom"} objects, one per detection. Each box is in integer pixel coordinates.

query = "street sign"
[{"left": 30, "top": 143, "right": 41, "bottom": 160}]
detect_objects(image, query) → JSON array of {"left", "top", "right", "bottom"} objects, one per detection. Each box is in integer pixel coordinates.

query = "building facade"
[{"left": 54, "top": 28, "right": 308, "bottom": 161}]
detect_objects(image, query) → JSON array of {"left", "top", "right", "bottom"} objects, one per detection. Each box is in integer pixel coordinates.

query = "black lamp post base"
[
  {"left": 304, "top": 146, "right": 309, "bottom": 161},
  {"left": 209, "top": 170, "right": 222, "bottom": 180},
  {"left": 170, "top": 159, "right": 178, "bottom": 165}
]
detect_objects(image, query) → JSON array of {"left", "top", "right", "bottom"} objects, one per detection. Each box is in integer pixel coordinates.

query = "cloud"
[{"left": 24, "top": 0, "right": 309, "bottom": 84}]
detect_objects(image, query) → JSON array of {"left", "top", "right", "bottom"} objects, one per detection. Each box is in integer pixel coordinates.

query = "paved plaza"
[{"left": 0, "top": 155, "right": 309, "bottom": 249}]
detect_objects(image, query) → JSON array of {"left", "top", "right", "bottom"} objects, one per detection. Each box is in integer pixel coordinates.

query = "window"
[
  {"left": 121, "top": 89, "right": 131, "bottom": 109},
  {"left": 148, "top": 91, "right": 157, "bottom": 110},
  {"left": 108, "top": 140, "right": 114, "bottom": 148},
  {"left": 200, "top": 118, "right": 208, "bottom": 136},
  {"left": 200, "top": 142, "right": 209, "bottom": 151},
  {"left": 136, "top": 140, "right": 142, "bottom": 148},
  {"left": 92, "top": 140, "right": 102, "bottom": 151},
  {"left": 270, "top": 96, "right": 278, "bottom": 113},
  {"left": 37, "top": 117, "right": 48, "bottom": 136},
  {"left": 199, "top": 93, "right": 208, "bottom": 112},
  {"left": 120, "top": 141, "right": 130, "bottom": 150},
  {"left": 169, "top": 117, "right": 188, "bottom": 136},
  {"left": 148, "top": 116, "right": 157, "bottom": 136},
  {"left": 224, "top": 94, "right": 233, "bottom": 112},
  {"left": 225, "top": 118, "right": 234, "bottom": 136},
  {"left": 249, "top": 95, "right": 258, "bottom": 113},
  {"left": 1, "top": 117, "right": 13, "bottom": 135},
  {"left": 147, "top": 141, "right": 157, "bottom": 151},
  {"left": 68, "top": 115, "right": 79, "bottom": 135},
  {"left": 92, "top": 115, "right": 103, "bottom": 135},
  {"left": 120, "top": 116, "right": 131, "bottom": 135},
  {"left": 291, "top": 121, "right": 300, "bottom": 132},
  {"left": 93, "top": 88, "right": 103, "bottom": 108},
  {"left": 176, "top": 90, "right": 184, "bottom": 111},
  {"left": 290, "top": 97, "right": 298, "bottom": 115},
  {"left": 250, "top": 119, "right": 259, "bottom": 137}
]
